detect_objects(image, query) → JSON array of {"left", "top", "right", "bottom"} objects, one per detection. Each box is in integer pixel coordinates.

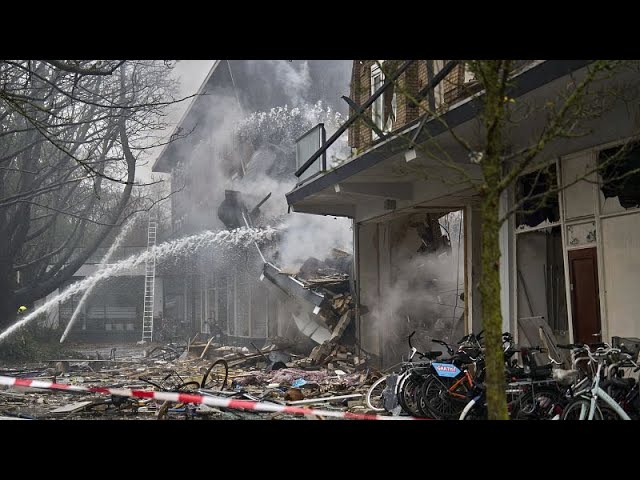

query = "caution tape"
[{"left": 0, "top": 375, "right": 421, "bottom": 420}]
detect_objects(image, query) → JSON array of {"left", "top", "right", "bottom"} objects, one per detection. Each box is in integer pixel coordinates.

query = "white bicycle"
[{"left": 560, "top": 344, "right": 639, "bottom": 420}]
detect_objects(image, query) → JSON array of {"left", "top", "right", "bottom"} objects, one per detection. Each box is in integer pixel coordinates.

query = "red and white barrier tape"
[{"left": 0, "top": 375, "right": 420, "bottom": 420}]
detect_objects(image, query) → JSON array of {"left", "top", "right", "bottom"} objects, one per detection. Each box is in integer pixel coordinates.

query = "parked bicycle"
[{"left": 560, "top": 343, "right": 640, "bottom": 420}]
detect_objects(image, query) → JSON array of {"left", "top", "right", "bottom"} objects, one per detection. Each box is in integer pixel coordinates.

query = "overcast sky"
[{"left": 139, "top": 60, "right": 215, "bottom": 179}]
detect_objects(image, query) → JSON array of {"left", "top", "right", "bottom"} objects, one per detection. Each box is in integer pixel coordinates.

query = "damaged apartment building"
[
  {"left": 286, "top": 60, "right": 640, "bottom": 368},
  {"left": 152, "top": 60, "right": 355, "bottom": 350}
]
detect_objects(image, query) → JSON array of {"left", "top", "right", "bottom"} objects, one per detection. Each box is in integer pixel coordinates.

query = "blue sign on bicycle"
[{"left": 432, "top": 363, "right": 461, "bottom": 378}]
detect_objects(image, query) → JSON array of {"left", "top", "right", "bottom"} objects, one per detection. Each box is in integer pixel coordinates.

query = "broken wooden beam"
[
  {"left": 199, "top": 336, "right": 216, "bottom": 360},
  {"left": 287, "top": 394, "right": 363, "bottom": 405}
]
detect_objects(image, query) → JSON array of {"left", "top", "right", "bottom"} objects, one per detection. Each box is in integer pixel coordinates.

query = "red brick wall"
[
  {"left": 348, "top": 60, "right": 423, "bottom": 151},
  {"left": 348, "top": 60, "right": 434, "bottom": 151},
  {"left": 348, "top": 60, "right": 477, "bottom": 151}
]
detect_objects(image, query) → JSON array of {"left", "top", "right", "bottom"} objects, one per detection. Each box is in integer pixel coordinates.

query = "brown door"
[{"left": 568, "top": 247, "right": 602, "bottom": 345}]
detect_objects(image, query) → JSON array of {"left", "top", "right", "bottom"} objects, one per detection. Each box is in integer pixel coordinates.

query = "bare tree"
[{"left": 0, "top": 60, "right": 189, "bottom": 329}]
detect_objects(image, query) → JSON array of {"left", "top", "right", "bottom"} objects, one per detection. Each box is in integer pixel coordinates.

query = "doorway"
[{"left": 568, "top": 247, "right": 602, "bottom": 345}]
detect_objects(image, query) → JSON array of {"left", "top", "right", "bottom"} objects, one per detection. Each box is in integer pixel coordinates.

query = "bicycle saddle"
[{"left": 422, "top": 351, "right": 442, "bottom": 360}]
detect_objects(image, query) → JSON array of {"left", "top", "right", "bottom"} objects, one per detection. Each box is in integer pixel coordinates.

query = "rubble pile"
[
  {"left": 0, "top": 336, "right": 380, "bottom": 420},
  {"left": 285, "top": 249, "right": 365, "bottom": 370},
  {"left": 0, "top": 249, "right": 379, "bottom": 420}
]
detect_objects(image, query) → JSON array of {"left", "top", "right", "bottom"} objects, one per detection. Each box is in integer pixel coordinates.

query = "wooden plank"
[
  {"left": 199, "top": 336, "right": 216, "bottom": 359},
  {"left": 50, "top": 401, "right": 94, "bottom": 414},
  {"left": 287, "top": 394, "right": 362, "bottom": 405},
  {"left": 46, "top": 359, "right": 140, "bottom": 363}
]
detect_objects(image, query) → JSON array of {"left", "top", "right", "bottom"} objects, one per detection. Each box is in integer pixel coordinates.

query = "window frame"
[{"left": 370, "top": 61, "right": 397, "bottom": 138}]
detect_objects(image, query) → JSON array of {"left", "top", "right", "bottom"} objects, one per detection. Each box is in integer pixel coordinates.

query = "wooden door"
[{"left": 568, "top": 247, "right": 602, "bottom": 345}]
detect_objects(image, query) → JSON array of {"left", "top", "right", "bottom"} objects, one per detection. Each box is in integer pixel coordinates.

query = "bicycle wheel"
[
  {"left": 366, "top": 375, "right": 388, "bottom": 412},
  {"left": 421, "top": 376, "right": 468, "bottom": 419},
  {"left": 201, "top": 359, "right": 228, "bottom": 390},
  {"left": 398, "top": 374, "right": 422, "bottom": 417},
  {"left": 561, "top": 398, "right": 603, "bottom": 420},
  {"left": 598, "top": 404, "right": 623, "bottom": 420},
  {"left": 415, "top": 374, "right": 435, "bottom": 418},
  {"left": 460, "top": 399, "right": 487, "bottom": 420},
  {"left": 177, "top": 381, "right": 201, "bottom": 392},
  {"left": 511, "top": 388, "right": 562, "bottom": 420}
]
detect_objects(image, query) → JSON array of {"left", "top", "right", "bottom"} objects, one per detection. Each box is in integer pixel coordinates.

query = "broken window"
[
  {"left": 413, "top": 213, "right": 452, "bottom": 255},
  {"left": 599, "top": 143, "right": 640, "bottom": 210},
  {"left": 371, "top": 61, "right": 397, "bottom": 137},
  {"left": 516, "top": 165, "right": 560, "bottom": 229}
]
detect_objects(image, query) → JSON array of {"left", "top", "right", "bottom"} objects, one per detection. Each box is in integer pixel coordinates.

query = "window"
[
  {"left": 599, "top": 143, "right": 640, "bottom": 210},
  {"left": 371, "top": 61, "right": 397, "bottom": 137},
  {"left": 516, "top": 165, "right": 560, "bottom": 229}
]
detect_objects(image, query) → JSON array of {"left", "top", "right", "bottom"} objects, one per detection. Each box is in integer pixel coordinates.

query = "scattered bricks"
[
  {"left": 284, "top": 388, "right": 305, "bottom": 402},
  {"left": 323, "top": 355, "right": 336, "bottom": 365},
  {"left": 330, "top": 312, "right": 352, "bottom": 342},
  {"left": 336, "top": 353, "right": 348, "bottom": 360},
  {"left": 309, "top": 345, "right": 324, "bottom": 364},
  {"left": 337, "top": 362, "right": 354, "bottom": 373},
  {"left": 309, "top": 340, "right": 336, "bottom": 365}
]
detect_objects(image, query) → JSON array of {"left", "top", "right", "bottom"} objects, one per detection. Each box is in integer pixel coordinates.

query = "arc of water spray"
[
  {"left": 60, "top": 219, "right": 135, "bottom": 343},
  {"left": 242, "top": 211, "right": 267, "bottom": 264},
  {"left": 0, "top": 226, "right": 277, "bottom": 344}
]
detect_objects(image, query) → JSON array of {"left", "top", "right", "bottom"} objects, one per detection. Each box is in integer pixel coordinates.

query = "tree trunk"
[
  {"left": 479, "top": 191, "right": 509, "bottom": 420},
  {"left": 0, "top": 268, "right": 17, "bottom": 329},
  {"left": 474, "top": 60, "right": 512, "bottom": 420}
]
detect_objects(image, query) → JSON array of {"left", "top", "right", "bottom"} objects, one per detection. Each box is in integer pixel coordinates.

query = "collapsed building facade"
[
  {"left": 286, "top": 60, "right": 640, "bottom": 368},
  {"left": 151, "top": 60, "right": 354, "bottom": 350}
]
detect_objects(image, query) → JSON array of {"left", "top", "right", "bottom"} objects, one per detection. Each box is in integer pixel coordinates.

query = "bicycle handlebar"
[
  {"left": 432, "top": 338, "right": 455, "bottom": 355},
  {"left": 557, "top": 343, "right": 584, "bottom": 350}
]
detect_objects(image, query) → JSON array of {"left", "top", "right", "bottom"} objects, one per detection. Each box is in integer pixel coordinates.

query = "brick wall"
[{"left": 348, "top": 60, "right": 478, "bottom": 151}]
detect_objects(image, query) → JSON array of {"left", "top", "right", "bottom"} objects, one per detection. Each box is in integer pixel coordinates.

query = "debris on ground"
[
  {"left": 0, "top": 247, "right": 385, "bottom": 420},
  {"left": 0, "top": 331, "right": 380, "bottom": 420}
]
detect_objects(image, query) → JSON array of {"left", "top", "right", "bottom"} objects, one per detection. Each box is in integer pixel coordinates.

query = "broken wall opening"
[
  {"left": 358, "top": 209, "right": 465, "bottom": 368},
  {"left": 516, "top": 226, "right": 569, "bottom": 343}
]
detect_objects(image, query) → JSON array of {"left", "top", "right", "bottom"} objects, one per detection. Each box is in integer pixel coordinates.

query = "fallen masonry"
[{"left": 0, "top": 339, "right": 391, "bottom": 420}]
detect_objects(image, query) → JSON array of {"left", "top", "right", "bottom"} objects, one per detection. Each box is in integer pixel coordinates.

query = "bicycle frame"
[
  {"left": 576, "top": 360, "right": 631, "bottom": 420},
  {"left": 429, "top": 361, "right": 475, "bottom": 399},
  {"left": 447, "top": 370, "right": 474, "bottom": 399}
]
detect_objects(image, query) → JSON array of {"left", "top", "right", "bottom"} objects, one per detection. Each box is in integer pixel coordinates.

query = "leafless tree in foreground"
[{"left": 0, "top": 60, "right": 192, "bottom": 329}]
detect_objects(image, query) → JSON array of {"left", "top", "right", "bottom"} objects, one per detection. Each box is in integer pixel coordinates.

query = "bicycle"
[
  {"left": 560, "top": 344, "right": 640, "bottom": 420},
  {"left": 365, "top": 331, "right": 442, "bottom": 416},
  {"left": 458, "top": 334, "right": 563, "bottom": 420},
  {"left": 418, "top": 331, "right": 484, "bottom": 419}
]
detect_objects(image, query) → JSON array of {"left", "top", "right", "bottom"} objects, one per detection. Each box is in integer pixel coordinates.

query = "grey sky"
[{"left": 139, "top": 60, "right": 215, "bottom": 180}]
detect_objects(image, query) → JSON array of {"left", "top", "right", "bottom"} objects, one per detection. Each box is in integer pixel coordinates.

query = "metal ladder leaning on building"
[{"left": 141, "top": 212, "right": 158, "bottom": 343}]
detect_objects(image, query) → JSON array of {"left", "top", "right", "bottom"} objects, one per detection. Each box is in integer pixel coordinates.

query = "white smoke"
[
  {"left": 363, "top": 212, "right": 465, "bottom": 362},
  {"left": 277, "top": 214, "right": 353, "bottom": 270}
]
